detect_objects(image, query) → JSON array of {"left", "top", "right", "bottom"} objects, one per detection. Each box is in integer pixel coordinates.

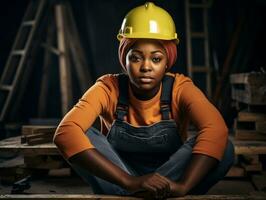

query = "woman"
[{"left": 54, "top": 2, "right": 234, "bottom": 199}]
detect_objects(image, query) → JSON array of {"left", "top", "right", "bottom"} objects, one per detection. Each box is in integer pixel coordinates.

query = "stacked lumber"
[
  {"left": 21, "top": 125, "right": 57, "bottom": 145},
  {"left": 230, "top": 72, "right": 266, "bottom": 141},
  {"left": 230, "top": 72, "right": 266, "bottom": 174},
  {"left": 19, "top": 125, "right": 67, "bottom": 171}
]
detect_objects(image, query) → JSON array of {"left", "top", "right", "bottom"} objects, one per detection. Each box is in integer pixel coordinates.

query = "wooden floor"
[
  {"left": 1, "top": 136, "right": 266, "bottom": 155},
  {"left": 0, "top": 194, "right": 266, "bottom": 199}
]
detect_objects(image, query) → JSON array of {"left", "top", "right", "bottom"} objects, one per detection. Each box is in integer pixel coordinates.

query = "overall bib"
[{"left": 107, "top": 74, "right": 183, "bottom": 175}]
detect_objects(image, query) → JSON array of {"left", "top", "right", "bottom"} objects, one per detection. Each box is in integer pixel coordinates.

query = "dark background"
[{"left": 0, "top": 0, "right": 265, "bottom": 133}]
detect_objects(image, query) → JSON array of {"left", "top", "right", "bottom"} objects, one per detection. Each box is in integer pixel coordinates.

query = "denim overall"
[
  {"left": 70, "top": 74, "right": 235, "bottom": 195},
  {"left": 107, "top": 74, "right": 183, "bottom": 175}
]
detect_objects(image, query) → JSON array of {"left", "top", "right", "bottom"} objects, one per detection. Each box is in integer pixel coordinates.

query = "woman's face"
[{"left": 125, "top": 39, "right": 168, "bottom": 100}]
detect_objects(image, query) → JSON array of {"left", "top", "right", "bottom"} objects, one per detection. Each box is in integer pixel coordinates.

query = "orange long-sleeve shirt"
[{"left": 54, "top": 72, "right": 228, "bottom": 161}]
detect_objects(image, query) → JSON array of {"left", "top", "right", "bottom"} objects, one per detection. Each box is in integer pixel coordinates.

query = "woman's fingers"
[
  {"left": 154, "top": 173, "right": 171, "bottom": 196},
  {"left": 142, "top": 173, "right": 171, "bottom": 199},
  {"left": 134, "top": 173, "right": 174, "bottom": 199}
]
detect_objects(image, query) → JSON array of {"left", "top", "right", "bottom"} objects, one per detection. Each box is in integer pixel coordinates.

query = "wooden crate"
[
  {"left": 230, "top": 72, "right": 266, "bottom": 105},
  {"left": 234, "top": 111, "right": 266, "bottom": 141}
]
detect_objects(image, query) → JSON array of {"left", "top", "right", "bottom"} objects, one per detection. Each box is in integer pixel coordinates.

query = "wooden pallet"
[{"left": 230, "top": 72, "right": 266, "bottom": 105}]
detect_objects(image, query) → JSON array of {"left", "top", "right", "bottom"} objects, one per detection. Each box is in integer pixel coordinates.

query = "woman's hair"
[{"left": 118, "top": 38, "right": 177, "bottom": 72}]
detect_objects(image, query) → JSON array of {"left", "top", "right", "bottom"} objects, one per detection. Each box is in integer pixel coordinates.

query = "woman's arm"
[
  {"left": 170, "top": 154, "right": 218, "bottom": 196},
  {"left": 69, "top": 148, "right": 131, "bottom": 188},
  {"left": 172, "top": 79, "right": 228, "bottom": 196}
]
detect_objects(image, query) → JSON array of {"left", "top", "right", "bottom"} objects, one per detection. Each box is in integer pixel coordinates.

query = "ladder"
[
  {"left": 185, "top": 0, "right": 212, "bottom": 97},
  {"left": 0, "top": 0, "right": 47, "bottom": 121},
  {"left": 0, "top": 0, "right": 93, "bottom": 121}
]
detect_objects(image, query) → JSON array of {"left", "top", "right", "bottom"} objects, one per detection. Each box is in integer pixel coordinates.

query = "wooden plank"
[
  {"left": 230, "top": 73, "right": 266, "bottom": 85},
  {"left": 238, "top": 111, "right": 266, "bottom": 122},
  {"left": 234, "top": 140, "right": 266, "bottom": 155},
  {"left": 234, "top": 129, "right": 266, "bottom": 141},
  {"left": 21, "top": 131, "right": 54, "bottom": 145},
  {"left": 22, "top": 132, "right": 53, "bottom": 140},
  {"left": 48, "top": 168, "right": 71, "bottom": 177},
  {"left": 55, "top": 4, "right": 72, "bottom": 115},
  {"left": 26, "top": 136, "right": 53, "bottom": 145},
  {"left": 0, "top": 194, "right": 266, "bottom": 200},
  {"left": 0, "top": 136, "right": 59, "bottom": 155}
]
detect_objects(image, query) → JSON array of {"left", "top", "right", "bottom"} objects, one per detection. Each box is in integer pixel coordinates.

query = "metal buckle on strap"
[
  {"left": 116, "top": 104, "right": 128, "bottom": 112},
  {"left": 115, "top": 104, "right": 128, "bottom": 121},
  {"left": 160, "top": 103, "right": 171, "bottom": 120},
  {"left": 160, "top": 103, "right": 170, "bottom": 111}
]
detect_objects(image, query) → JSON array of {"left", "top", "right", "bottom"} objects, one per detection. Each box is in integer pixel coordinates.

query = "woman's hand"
[
  {"left": 125, "top": 173, "right": 173, "bottom": 199},
  {"left": 167, "top": 179, "right": 186, "bottom": 197}
]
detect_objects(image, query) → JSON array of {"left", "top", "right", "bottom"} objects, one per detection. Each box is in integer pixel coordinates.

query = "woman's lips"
[{"left": 139, "top": 77, "right": 153, "bottom": 83}]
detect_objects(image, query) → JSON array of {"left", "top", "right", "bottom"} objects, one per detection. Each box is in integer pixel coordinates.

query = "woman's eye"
[
  {"left": 152, "top": 57, "right": 161, "bottom": 63},
  {"left": 129, "top": 55, "right": 141, "bottom": 62}
]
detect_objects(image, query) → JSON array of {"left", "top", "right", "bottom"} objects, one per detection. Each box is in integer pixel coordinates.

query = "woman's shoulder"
[
  {"left": 96, "top": 73, "right": 119, "bottom": 83},
  {"left": 95, "top": 73, "right": 120, "bottom": 89},
  {"left": 166, "top": 72, "right": 192, "bottom": 87}
]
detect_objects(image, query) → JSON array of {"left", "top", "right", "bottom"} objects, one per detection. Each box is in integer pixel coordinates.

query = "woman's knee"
[
  {"left": 223, "top": 139, "right": 235, "bottom": 166},
  {"left": 85, "top": 127, "right": 109, "bottom": 147}
]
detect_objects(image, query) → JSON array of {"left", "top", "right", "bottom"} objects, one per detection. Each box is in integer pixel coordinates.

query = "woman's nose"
[{"left": 140, "top": 59, "right": 152, "bottom": 72}]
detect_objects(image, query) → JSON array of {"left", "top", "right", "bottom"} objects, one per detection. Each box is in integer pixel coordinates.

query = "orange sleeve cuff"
[
  {"left": 54, "top": 122, "right": 95, "bottom": 159},
  {"left": 192, "top": 141, "right": 225, "bottom": 161},
  {"left": 192, "top": 128, "right": 228, "bottom": 161}
]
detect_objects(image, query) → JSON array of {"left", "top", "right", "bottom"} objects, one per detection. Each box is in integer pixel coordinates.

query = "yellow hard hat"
[{"left": 117, "top": 2, "right": 179, "bottom": 44}]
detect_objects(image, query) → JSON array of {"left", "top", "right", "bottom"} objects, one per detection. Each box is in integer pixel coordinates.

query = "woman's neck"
[{"left": 129, "top": 83, "right": 161, "bottom": 100}]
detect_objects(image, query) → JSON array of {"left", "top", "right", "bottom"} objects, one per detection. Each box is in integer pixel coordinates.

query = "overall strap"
[
  {"left": 116, "top": 74, "right": 129, "bottom": 121},
  {"left": 160, "top": 75, "right": 175, "bottom": 120}
]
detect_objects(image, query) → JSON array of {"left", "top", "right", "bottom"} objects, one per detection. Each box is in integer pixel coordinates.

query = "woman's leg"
[
  {"left": 155, "top": 135, "right": 197, "bottom": 180},
  {"left": 156, "top": 136, "right": 235, "bottom": 194},
  {"left": 69, "top": 127, "right": 134, "bottom": 195}
]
